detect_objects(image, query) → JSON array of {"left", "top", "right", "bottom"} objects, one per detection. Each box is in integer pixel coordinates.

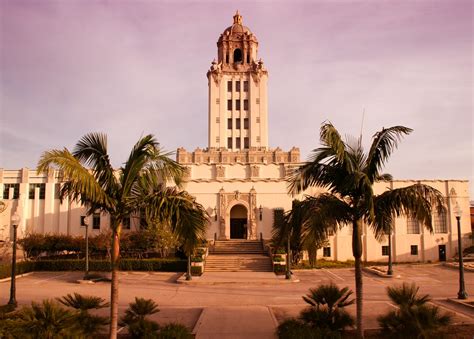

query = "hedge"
[
  {"left": 0, "top": 261, "right": 36, "bottom": 279},
  {"left": 0, "top": 258, "right": 187, "bottom": 278}
]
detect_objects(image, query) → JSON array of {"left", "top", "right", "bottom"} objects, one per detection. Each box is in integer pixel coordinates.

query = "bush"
[
  {"left": 273, "top": 263, "right": 286, "bottom": 274},
  {"left": 377, "top": 283, "right": 452, "bottom": 338},
  {"left": 277, "top": 319, "right": 340, "bottom": 339},
  {"left": 0, "top": 261, "right": 36, "bottom": 279},
  {"left": 273, "top": 255, "right": 285, "bottom": 262},
  {"left": 191, "top": 266, "right": 202, "bottom": 276},
  {"left": 158, "top": 323, "right": 193, "bottom": 339},
  {"left": 191, "top": 256, "right": 203, "bottom": 263}
]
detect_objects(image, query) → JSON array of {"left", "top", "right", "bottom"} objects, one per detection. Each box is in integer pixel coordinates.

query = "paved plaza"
[{"left": 1, "top": 264, "right": 473, "bottom": 338}]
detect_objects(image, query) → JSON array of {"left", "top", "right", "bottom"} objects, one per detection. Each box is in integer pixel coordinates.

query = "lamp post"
[
  {"left": 454, "top": 203, "right": 467, "bottom": 299},
  {"left": 80, "top": 216, "right": 89, "bottom": 280},
  {"left": 387, "top": 225, "right": 393, "bottom": 276},
  {"left": 8, "top": 212, "right": 20, "bottom": 307}
]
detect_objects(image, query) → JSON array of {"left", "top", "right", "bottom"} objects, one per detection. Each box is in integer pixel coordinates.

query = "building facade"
[{"left": 0, "top": 12, "right": 471, "bottom": 263}]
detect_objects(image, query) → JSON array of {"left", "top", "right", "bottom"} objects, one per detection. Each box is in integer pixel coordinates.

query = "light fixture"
[
  {"left": 259, "top": 205, "right": 263, "bottom": 221},
  {"left": 454, "top": 202, "right": 462, "bottom": 218},
  {"left": 11, "top": 212, "right": 20, "bottom": 226}
]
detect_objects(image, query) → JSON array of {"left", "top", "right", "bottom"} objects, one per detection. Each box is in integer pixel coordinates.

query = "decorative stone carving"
[
  {"left": 250, "top": 165, "right": 259, "bottom": 178},
  {"left": 217, "top": 188, "right": 259, "bottom": 240},
  {"left": 216, "top": 165, "right": 225, "bottom": 178},
  {"left": 208, "top": 59, "right": 223, "bottom": 84}
]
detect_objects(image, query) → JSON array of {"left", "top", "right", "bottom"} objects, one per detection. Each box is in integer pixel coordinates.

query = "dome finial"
[{"left": 233, "top": 10, "right": 242, "bottom": 25}]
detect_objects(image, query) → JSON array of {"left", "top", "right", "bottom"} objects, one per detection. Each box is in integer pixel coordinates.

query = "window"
[
  {"left": 236, "top": 81, "right": 241, "bottom": 92},
  {"left": 29, "top": 183, "right": 45, "bottom": 199},
  {"left": 216, "top": 136, "right": 220, "bottom": 143},
  {"left": 226, "top": 53, "right": 229, "bottom": 64},
  {"left": 236, "top": 100, "right": 241, "bottom": 111},
  {"left": 244, "top": 118, "right": 249, "bottom": 129},
  {"left": 227, "top": 137, "right": 232, "bottom": 149},
  {"left": 256, "top": 136, "right": 261, "bottom": 142},
  {"left": 236, "top": 137, "right": 241, "bottom": 149},
  {"left": 123, "top": 217, "right": 131, "bottom": 230},
  {"left": 216, "top": 117, "right": 220, "bottom": 123},
  {"left": 246, "top": 52, "right": 250, "bottom": 64},
  {"left": 216, "top": 98, "right": 220, "bottom": 104},
  {"left": 256, "top": 117, "right": 260, "bottom": 123},
  {"left": 227, "top": 99, "right": 232, "bottom": 110},
  {"left": 256, "top": 98, "right": 260, "bottom": 104},
  {"left": 382, "top": 246, "right": 389, "bottom": 256},
  {"left": 227, "top": 118, "right": 232, "bottom": 129},
  {"left": 3, "top": 184, "right": 19, "bottom": 199},
  {"left": 243, "top": 99, "right": 249, "bottom": 110},
  {"left": 227, "top": 81, "right": 232, "bottom": 92},
  {"left": 244, "top": 137, "right": 249, "bottom": 149},
  {"left": 92, "top": 213, "right": 100, "bottom": 230},
  {"left": 411, "top": 245, "right": 418, "bottom": 255},
  {"left": 407, "top": 217, "right": 420, "bottom": 234},
  {"left": 243, "top": 81, "right": 249, "bottom": 92},
  {"left": 323, "top": 247, "right": 331, "bottom": 257},
  {"left": 236, "top": 118, "right": 241, "bottom": 129},
  {"left": 434, "top": 211, "right": 447, "bottom": 233},
  {"left": 54, "top": 183, "right": 61, "bottom": 200}
]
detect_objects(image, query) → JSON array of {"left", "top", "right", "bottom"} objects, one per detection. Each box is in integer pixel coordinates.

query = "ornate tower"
[{"left": 207, "top": 11, "right": 269, "bottom": 151}]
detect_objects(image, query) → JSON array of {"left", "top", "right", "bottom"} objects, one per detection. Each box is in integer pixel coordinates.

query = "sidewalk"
[{"left": 177, "top": 271, "right": 300, "bottom": 285}]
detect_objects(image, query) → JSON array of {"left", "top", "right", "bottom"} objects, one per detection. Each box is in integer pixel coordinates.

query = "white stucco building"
[{"left": 0, "top": 12, "right": 471, "bottom": 263}]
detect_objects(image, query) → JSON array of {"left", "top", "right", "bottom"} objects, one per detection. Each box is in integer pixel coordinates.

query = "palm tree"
[
  {"left": 289, "top": 122, "right": 445, "bottom": 338},
  {"left": 57, "top": 293, "right": 109, "bottom": 336},
  {"left": 272, "top": 200, "right": 329, "bottom": 275},
  {"left": 38, "top": 133, "right": 207, "bottom": 338},
  {"left": 120, "top": 297, "right": 160, "bottom": 338},
  {"left": 377, "top": 283, "right": 452, "bottom": 338},
  {"left": 12, "top": 299, "right": 78, "bottom": 338}
]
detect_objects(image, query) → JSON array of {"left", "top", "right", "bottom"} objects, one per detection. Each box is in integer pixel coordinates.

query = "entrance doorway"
[
  {"left": 230, "top": 204, "right": 247, "bottom": 239},
  {"left": 438, "top": 245, "right": 446, "bottom": 261}
]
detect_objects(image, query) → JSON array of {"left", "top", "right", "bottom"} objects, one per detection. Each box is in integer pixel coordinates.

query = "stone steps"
[
  {"left": 211, "top": 240, "right": 265, "bottom": 255},
  {"left": 205, "top": 254, "right": 272, "bottom": 272}
]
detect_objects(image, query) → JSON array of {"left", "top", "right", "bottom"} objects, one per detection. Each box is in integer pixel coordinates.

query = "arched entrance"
[{"left": 230, "top": 204, "right": 247, "bottom": 239}]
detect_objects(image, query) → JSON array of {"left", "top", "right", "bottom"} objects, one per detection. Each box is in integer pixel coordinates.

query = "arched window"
[
  {"left": 233, "top": 48, "right": 242, "bottom": 63},
  {"left": 226, "top": 52, "right": 229, "bottom": 64}
]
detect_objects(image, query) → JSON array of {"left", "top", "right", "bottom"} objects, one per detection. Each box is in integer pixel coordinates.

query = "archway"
[
  {"left": 233, "top": 48, "right": 243, "bottom": 63},
  {"left": 230, "top": 204, "right": 247, "bottom": 239}
]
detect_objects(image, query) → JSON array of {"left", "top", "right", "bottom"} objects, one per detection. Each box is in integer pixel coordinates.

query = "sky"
[{"left": 0, "top": 0, "right": 472, "bottom": 197}]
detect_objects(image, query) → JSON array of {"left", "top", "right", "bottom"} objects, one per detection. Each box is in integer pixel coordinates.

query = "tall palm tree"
[
  {"left": 289, "top": 122, "right": 445, "bottom": 338},
  {"left": 37, "top": 133, "right": 207, "bottom": 339}
]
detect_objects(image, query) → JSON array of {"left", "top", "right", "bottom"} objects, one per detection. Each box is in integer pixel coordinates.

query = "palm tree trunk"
[
  {"left": 352, "top": 218, "right": 364, "bottom": 339},
  {"left": 109, "top": 227, "right": 120, "bottom": 339}
]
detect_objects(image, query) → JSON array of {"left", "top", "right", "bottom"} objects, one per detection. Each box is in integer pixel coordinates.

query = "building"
[{"left": 0, "top": 12, "right": 471, "bottom": 263}]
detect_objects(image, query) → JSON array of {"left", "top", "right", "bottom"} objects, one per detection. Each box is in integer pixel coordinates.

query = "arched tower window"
[
  {"left": 233, "top": 48, "right": 242, "bottom": 63},
  {"left": 226, "top": 52, "right": 229, "bottom": 64}
]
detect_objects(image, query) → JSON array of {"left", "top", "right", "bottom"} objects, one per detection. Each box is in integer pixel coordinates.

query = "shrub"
[
  {"left": 277, "top": 319, "right": 340, "bottom": 339},
  {"left": 9, "top": 300, "right": 80, "bottom": 338},
  {"left": 273, "top": 255, "right": 284, "bottom": 262},
  {"left": 191, "top": 266, "right": 203, "bottom": 276},
  {"left": 158, "top": 323, "right": 193, "bottom": 339},
  {"left": 377, "top": 283, "right": 452, "bottom": 338},
  {"left": 0, "top": 261, "right": 36, "bottom": 279},
  {"left": 121, "top": 298, "right": 160, "bottom": 339},
  {"left": 191, "top": 256, "right": 203, "bottom": 263},
  {"left": 300, "top": 283, "right": 354, "bottom": 332},
  {"left": 273, "top": 263, "right": 286, "bottom": 274}
]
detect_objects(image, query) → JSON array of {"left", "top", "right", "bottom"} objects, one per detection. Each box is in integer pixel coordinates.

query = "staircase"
[{"left": 206, "top": 240, "right": 272, "bottom": 272}]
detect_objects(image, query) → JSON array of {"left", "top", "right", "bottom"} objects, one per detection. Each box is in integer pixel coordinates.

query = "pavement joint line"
[
  {"left": 0, "top": 272, "right": 34, "bottom": 283},
  {"left": 192, "top": 307, "right": 207, "bottom": 335},
  {"left": 32, "top": 272, "right": 69, "bottom": 284},
  {"left": 322, "top": 268, "right": 344, "bottom": 281},
  {"left": 267, "top": 306, "right": 279, "bottom": 327},
  {"left": 430, "top": 300, "right": 474, "bottom": 321}
]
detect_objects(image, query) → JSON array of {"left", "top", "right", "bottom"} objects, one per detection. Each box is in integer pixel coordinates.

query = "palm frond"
[
  {"left": 365, "top": 126, "right": 412, "bottom": 182},
  {"left": 72, "top": 132, "right": 118, "bottom": 195},
  {"left": 57, "top": 293, "right": 109, "bottom": 311},
  {"left": 371, "top": 184, "right": 445, "bottom": 237},
  {"left": 37, "top": 149, "right": 114, "bottom": 210}
]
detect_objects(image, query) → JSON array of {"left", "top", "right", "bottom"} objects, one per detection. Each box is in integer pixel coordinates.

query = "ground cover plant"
[
  {"left": 277, "top": 283, "right": 355, "bottom": 339},
  {"left": 377, "top": 283, "right": 452, "bottom": 338}
]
